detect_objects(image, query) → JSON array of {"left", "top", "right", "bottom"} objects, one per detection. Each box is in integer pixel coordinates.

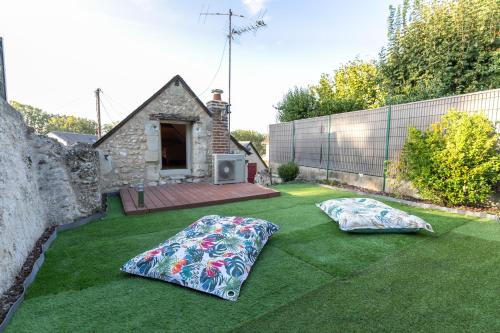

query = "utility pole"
[
  {"left": 0, "top": 37, "right": 7, "bottom": 101},
  {"left": 200, "top": 8, "right": 266, "bottom": 136},
  {"left": 228, "top": 9, "right": 233, "bottom": 134},
  {"left": 95, "top": 88, "right": 102, "bottom": 139}
]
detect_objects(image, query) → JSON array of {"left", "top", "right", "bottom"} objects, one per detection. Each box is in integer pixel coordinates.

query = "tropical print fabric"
[
  {"left": 316, "top": 198, "right": 433, "bottom": 233},
  {"left": 121, "top": 215, "right": 279, "bottom": 301}
]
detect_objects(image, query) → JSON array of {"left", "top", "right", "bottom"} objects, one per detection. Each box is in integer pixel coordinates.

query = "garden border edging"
[{"left": 0, "top": 210, "right": 106, "bottom": 332}]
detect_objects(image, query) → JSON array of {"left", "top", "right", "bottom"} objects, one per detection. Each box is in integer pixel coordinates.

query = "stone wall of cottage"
[
  {"left": 96, "top": 80, "right": 213, "bottom": 192},
  {"left": 0, "top": 98, "right": 101, "bottom": 295}
]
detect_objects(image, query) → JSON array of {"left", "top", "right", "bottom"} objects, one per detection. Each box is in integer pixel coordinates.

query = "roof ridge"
[{"left": 93, "top": 75, "right": 211, "bottom": 147}]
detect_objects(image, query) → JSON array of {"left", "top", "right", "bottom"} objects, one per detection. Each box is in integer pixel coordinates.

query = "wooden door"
[{"left": 247, "top": 163, "right": 257, "bottom": 183}]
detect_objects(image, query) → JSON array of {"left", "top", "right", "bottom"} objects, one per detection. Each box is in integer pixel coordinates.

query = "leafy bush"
[
  {"left": 278, "top": 162, "right": 300, "bottom": 182},
  {"left": 399, "top": 110, "right": 499, "bottom": 206}
]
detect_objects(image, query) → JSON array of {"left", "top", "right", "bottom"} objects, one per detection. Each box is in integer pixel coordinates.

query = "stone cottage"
[{"left": 94, "top": 75, "right": 250, "bottom": 192}]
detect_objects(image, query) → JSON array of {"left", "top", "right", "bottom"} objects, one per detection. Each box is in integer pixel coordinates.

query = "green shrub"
[
  {"left": 399, "top": 110, "right": 499, "bottom": 206},
  {"left": 278, "top": 162, "right": 300, "bottom": 182}
]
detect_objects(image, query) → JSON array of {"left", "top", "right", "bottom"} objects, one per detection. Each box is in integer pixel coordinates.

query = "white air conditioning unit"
[{"left": 213, "top": 154, "right": 246, "bottom": 185}]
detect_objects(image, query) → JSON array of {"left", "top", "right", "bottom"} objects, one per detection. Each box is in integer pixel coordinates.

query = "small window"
[{"left": 161, "top": 123, "right": 187, "bottom": 170}]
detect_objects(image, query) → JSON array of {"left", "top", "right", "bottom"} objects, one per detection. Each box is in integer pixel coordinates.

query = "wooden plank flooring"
[{"left": 119, "top": 183, "right": 280, "bottom": 215}]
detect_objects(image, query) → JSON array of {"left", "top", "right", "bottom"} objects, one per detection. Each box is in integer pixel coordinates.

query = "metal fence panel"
[
  {"left": 294, "top": 116, "right": 329, "bottom": 169},
  {"left": 389, "top": 89, "right": 500, "bottom": 162},
  {"left": 269, "top": 88, "right": 500, "bottom": 178},
  {"left": 329, "top": 107, "right": 388, "bottom": 176},
  {"left": 269, "top": 122, "right": 293, "bottom": 164}
]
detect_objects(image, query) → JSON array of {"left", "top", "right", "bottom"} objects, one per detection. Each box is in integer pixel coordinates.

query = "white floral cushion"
[
  {"left": 121, "top": 215, "right": 279, "bottom": 301},
  {"left": 316, "top": 198, "right": 433, "bottom": 233}
]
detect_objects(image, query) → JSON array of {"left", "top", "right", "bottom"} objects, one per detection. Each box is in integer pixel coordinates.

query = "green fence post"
[
  {"left": 291, "top": 121, "right": 296, "bottom": 162},
  {"left": 326, "top": 115, "right": 331, "bottom": 181},
  {"left": 382, "top": 104, "right": 392, "bottom": 192}
]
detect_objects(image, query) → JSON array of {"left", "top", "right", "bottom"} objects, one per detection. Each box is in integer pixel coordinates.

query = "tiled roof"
[{"left": 47, "top": 131, "right": 97, "bottom": 146}]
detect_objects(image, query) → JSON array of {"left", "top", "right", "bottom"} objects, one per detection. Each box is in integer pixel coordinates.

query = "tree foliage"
[
  {"left": 276, "top": 60, "right": 383, "bottom": 121},
  {"left": 11, "top": 100, "right": 115, "bottom": 135},
  {"left": 46, "top": 115, "right": 97, "bottom": 134},
  {"left": 311, "top": 59, "right": 385, "bottom": 116},
  {"left": 102, "top": 121, "right": 120, "bottom": 135},
  {"left": 10, "top": 101, "right": 51, "bottom": 134},
  {"left": 399, "top": 110, "right": 499, "bottom": 206},
  {"left": 379, "top": 0, "right": 500, "bottom": 103},
  {"left": 231, "top": 129, "right": 266, "bottom": 155},
  {"left": 276, "top": 0, "right": 500, "bottom": 122},
  {"left": 275, "top": 87, "right": 317, "bottom": 122}
]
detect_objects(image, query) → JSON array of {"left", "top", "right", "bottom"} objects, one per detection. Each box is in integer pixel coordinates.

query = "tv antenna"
[{"left": 200, "top": 8, "right": 266, "bottom": 133}]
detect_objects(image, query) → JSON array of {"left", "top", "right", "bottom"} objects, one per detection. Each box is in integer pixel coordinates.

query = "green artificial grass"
[{"left": 6, "top": 184, "right": 500, "bottom": 332}]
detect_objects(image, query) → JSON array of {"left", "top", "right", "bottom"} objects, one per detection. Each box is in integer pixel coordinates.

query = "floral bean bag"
[
  {"left": 121, "top": 215, "right": 279, "bottom": 301},
  {"left": 316, "top": 198, "right": 433, "bottom": 233}
]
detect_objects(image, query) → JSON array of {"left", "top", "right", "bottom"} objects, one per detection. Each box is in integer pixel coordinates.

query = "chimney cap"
[{"left": 211, "top": 88, "right": 224, "bottom": 101}]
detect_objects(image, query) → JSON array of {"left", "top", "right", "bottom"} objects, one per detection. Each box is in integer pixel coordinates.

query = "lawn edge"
[{"left": 0, "top": 211, "right": 106, "bottom": 333}]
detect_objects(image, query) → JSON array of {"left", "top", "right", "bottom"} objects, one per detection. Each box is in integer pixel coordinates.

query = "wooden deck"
[{"left": 119, "top": 183, "right": 280, "bottom": 215}]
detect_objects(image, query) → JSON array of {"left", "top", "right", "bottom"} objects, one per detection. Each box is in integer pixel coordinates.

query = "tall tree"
[
  {"left": 275, "top": 87, "right": 317, "bottom": 122},
  {"left": 46, "top": 115, "right": 97, "bottom": 135},
  {"left": 311, "top": 59, "right": 385, "bottom": 115},
  {"left": 11, "top": 100, "right": 98, "bottom": 135},
  {"left": 379, "top": 0, "right": 500, "bottom": 103},
  {"left": 276, "top": 60, "right": 385, "bottom": 122},
  {"left": 275, "top": 0, "right": 499, "bottom": 123}
]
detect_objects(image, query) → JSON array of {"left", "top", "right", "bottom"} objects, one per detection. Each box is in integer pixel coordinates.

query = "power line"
[
  {"left": 51, "top": 95, "right": 87, "bottom": 113},
  {"left": 100, "top": 91, "right": 129, "bottom": 114},
  {"left": 95, "top": 89, "right": 121, "bottom": 124},
  {"left": 100, "top": 92, "right": 125, "bottom": 120},
  {"left": 99, "top": 98, "right": 115, "bottom": 123},
  {"left": 197, "top": 37, "right": 228, "bottom": 97}
]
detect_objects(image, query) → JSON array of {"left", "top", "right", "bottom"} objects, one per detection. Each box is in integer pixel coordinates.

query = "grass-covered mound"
[{"left": 6, "top": 184, "right": 500, "bottom": 332}]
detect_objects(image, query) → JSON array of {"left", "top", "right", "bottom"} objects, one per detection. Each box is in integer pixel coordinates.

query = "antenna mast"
[{"left": 200, "top": 8, "right": 266, "bottom": 134}]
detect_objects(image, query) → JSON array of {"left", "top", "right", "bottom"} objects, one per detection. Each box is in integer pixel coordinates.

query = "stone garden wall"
[{"left": 0, "top": 99, "right": 101, "bottom": 295}]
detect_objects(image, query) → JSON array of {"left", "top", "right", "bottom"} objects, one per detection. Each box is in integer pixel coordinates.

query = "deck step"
[{"left": 119, "top": 183, "right": 280, "bottom": 215}]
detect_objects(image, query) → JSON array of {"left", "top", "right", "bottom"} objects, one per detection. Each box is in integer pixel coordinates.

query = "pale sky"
[{"left": 0, "top": 0, "right": 395, "bottom": 133}]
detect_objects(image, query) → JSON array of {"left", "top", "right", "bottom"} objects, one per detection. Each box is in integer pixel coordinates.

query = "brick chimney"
[{"left": 206, "top": 89, "right": 229, "bottom": 154}]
